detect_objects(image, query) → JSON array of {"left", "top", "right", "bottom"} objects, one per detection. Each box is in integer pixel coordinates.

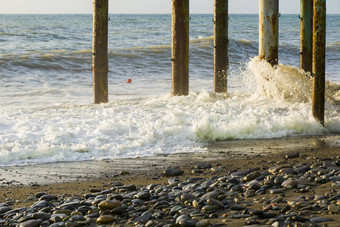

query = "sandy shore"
[
  {"left": 1, "top": 134, "right": 339, "bottom": 186},
  {"left": 0, "top": 134, "right": 339, "bottom": 226}
]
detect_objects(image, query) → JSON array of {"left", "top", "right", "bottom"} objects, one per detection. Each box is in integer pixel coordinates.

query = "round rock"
[
  {"left": 98, "top": 200, "right": 121, "bottom": 210},
  {"left": 96, "top": 215, "right": 115, "bottom": 224}
]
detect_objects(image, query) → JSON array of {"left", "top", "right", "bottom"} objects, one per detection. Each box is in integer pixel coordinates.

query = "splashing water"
[
  {"left": 1, "top": 58, "right": 339, "bottom": 166},
  {"left": 247, "top": 58, "right": 340, "bottom": 104}
]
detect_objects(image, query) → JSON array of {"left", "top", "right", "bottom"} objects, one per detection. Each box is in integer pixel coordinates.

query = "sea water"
[{"left": 0, "top": 14, "right": 339, "bottom": 166}]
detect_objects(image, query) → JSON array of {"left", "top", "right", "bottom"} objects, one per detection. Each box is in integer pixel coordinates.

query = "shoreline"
[
  {"left": 1, "top": 134, "right": 339, "bottom": 186},
  {"left": 0, "top": 135, "right": 339, "bottom": 226}
]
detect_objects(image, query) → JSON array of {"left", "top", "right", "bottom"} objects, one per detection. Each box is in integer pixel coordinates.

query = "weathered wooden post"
[
  {"left": 259, "top": 0, "right": 279, "bottom": 66},
  {"left": 300, "top": 0, "right": 313, "bottom": 73},
  {"left": 92, "top": 0, "right": 109, "bottom": 104},
  {"left": 312, "top": 0, "right": 326, "bottom": 125},
  {"left": 214, "top": 0, "right": 229, "bottom": 93},
  {"left": 172, "top": 0, "right": 189, "bottom": 96}
]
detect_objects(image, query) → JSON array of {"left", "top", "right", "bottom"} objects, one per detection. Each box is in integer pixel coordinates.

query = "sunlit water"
[{"left": 0, "top": 14, "right": 339, "bottom": 166}]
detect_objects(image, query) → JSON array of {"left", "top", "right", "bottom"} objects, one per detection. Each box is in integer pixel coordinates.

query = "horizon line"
[{"left": 1, "top": 12, "right": 339, "bottom": 15}]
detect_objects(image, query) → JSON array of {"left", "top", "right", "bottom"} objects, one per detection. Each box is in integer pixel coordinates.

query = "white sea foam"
[
  {"left": 1, "top": 14, "right": 339, "bottom": 166},
  {"left": 1, "top": 58, "right": 339, "bottom": 166}
]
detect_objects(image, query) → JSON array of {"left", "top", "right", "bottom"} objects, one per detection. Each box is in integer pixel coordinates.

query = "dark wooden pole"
[
  {"left": 92, "top": 0, "right": 109, "bottom": 104},
  {"left": 312, "top": 0, "right": 326, "bottom": 125},
  {"left": 300, "top": 0, "right": 313, "bottom": 73},
  {"left": 214, "top": 0, "right": 229, "bottom": 93},
  {"left": 172, "top": 0, "right": 189, "bottom": 96}
]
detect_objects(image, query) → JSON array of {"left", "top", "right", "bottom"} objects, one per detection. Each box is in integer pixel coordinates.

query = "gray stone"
[
  {"left": 170, "top": 205, "right": 184, "bottom": 215},
  {"left": 195, "top": 219, "right": 210, "bottom": 227},
  {"left": 269, "top": 165, "right": 290, "bottom": 173},
  {"left": 190, "top": 210, "right": 204, "bottom": 218},
  {"left": 134, "top": 191, "right": 151, "bottom": 200},
  {"left": 181, "top": 193, "right": 197, "bottom": 202},
  {"left": 231, "top": 169, "right": 253, "bottom": 177},
  {"left": 244, "top": 189, "right": 255, "bottom": 197},
  {"left": 281, "top": 179, "right": 297, "bottom": 188},
  {"left": 328, "top": 204, "right": 340, "bottom": 214},
  {"left": 285, "top": 152, "right": 299, "bottom": 159},
  {"left": 207, "top": 198, "right": 224, "bottom": 208},
  {"left": 245, "top": 179, "right": 260, "bottom": 190},
  {"left": 58, "top": 201, "right": 80, "bottom": 210},
  {"left": 230, "top": 184, "right": 243, "bottom": 192},
  {"left": 314, "top": 195, "right": 327, "bottom": 200},
  {"left": 133, "top": 211, "right": 153, "bottom": 224},
  {"left": 323, "top": 162, "right": 337, "bottom": 168},
  {"left": 201, "top": 190, "right": 219, "bottom": 199},
  {"left": 176, "top": 215, "right": 188, "bottom": 225},
  {"left": 69, "top": 215, "right": 85, "bottom": 222},
  {"left": 192, "top": 169, "right": 203, "bottom": 174},
  {"left": 117, "top": 184, "right": 137, "bottom": 191},
  {"left": 274, "top": 176, "right": 284, "bottom": 185},
  {"left": 315, "top": 177, "right": 329, "bottom": 184},
  {"left": 230, "top": 205, "right": 246, "bottom": 210},
  {"left": 280, "top": 168, "right": 295, "bottom": 175},
  {"left": 132, "top": 199, "right": 144, "bottom": 206},
  {"left": 201, "top": 205, "right": 218, "bottom": 212},
  {"left": 164, "top": 168, "right": 184, "bottom": 177},
  {"left": 0, "top": 207, "right": 11, "bottom": 214},
  {"left": 295, "top": 165, "right": 310, "bottom": 174},
  {"left": 32, "top": 200, "right": 49, "bottom": 209},
  {"left": 19, "top": 220, "right": 41, "bottom": 227},
  {"left": 49, "top": 223, "right": 65, "bottom": 227},
  {"left": 35, "top": 192, "right": 46, "bottom": 198},
  {"left": 270, "top": 189, "right": 283, "bottom": 194},
  {"left": 168, "top": 178, "right": 180, "bottom": 186},
  {"left": 39, "top": 195, "right": 58, "bottom": 201},
  {"left": 50, "top": 214, "right": 67, "bottom": 223},
  {"left": 310, "top": 217, "right": 334, "bottom": 223},
  {"left": 195, "top": 163, "right": 212, "bottom": 169},
  {"left": 32, "top": 212, "right": 50, "bottom": 221}
]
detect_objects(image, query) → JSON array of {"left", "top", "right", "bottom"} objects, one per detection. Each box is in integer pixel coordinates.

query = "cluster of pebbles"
[{"left": 0, "top": 153, "right": 339, "bottom": 227}]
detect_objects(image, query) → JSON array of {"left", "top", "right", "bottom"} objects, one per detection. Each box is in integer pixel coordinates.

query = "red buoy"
[{"left": 127, "top": 78, "right": 132, "bottom": 83}]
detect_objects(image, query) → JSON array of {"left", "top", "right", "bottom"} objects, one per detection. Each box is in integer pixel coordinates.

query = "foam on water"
[
  {"left": 1, "top": 58, "right": 339, "bottom": 166},
  {"left": 1, "top": 14, "right": 339, "bottom": 166}
]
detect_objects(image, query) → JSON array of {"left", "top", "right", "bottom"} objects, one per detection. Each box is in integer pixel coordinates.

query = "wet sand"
[
  {"left": 1, "top": 134, "right": 339, "bottom": 186},
  {"left": 0, "top": 135, "right": 339, "bottom": 226}
]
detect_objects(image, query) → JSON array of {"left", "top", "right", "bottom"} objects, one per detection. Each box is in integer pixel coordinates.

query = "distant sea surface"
[{"left": 0, "top": 14, "right": 339, "bottom": 166}]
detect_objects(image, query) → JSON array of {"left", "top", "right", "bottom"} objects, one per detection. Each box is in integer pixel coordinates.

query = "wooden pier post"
[
  {"left": 172, "top": 0, "right": 189, "bottom": 96},
  {"left": 259, "top": 0, "right": 279, "bottom": 66},
  {"left": 92, "top": 0, "right": 109, "bottom": 104},
  {"left": 312, "top": 0, "right": 326, "bottom": 125},
  {"left": 300, "top": 0, "right": 313, "bottom": 73},
  {"left": 214, "top": 0, "right": 229, "bottom": 93}
]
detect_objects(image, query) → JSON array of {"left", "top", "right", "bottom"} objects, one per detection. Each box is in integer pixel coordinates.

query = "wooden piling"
[
  {"left": 171, "top": 0, "right": 189, "bottom": 96},
  {"left": 312, "top": 0, "right": 326, "bottom": 125},
  {"left": 259, "top": 0, "right": 279, "bottom": 66},
  {"left": 92, "top": 0, "right": 109, "bottom": 104},
  {"left": 214, "top": 0, "right": 229, "bottom": 93},
  {"left": 300, "top": 0, "right": 313, "bottom": 73}
]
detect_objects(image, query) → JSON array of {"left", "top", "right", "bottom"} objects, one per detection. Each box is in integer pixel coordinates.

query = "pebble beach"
[
  {"left": 1, "top": 11, "right": 340, "bottom": 227},
  {"left": 0, "top": 135, "right": 339, "bottom": 227}
]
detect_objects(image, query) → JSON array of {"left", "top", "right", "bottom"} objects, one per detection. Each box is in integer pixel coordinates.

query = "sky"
[{"left": 0, "top": 0, "right": 339, "bottom": 14}]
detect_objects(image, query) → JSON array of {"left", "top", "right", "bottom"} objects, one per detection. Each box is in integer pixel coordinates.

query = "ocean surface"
[{"left": 0, "top": 14, "right": 339, "bottom": 166}]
